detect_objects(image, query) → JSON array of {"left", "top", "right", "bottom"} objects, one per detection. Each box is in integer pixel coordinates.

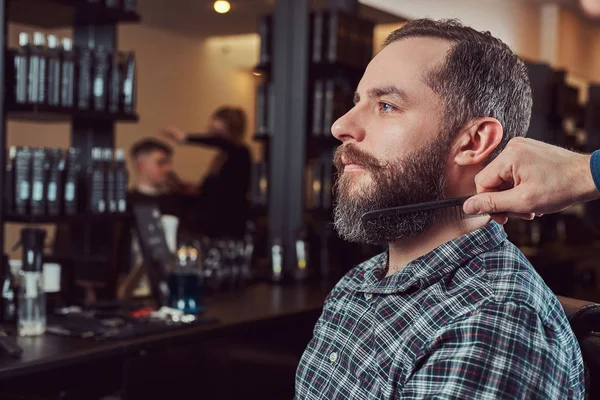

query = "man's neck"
[{"left": 386, "top": 216, "right": 491, "bottom": 277}]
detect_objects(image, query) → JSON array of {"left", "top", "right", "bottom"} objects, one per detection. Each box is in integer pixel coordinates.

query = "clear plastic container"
[
  {"left": 18, "top": 270, "right": 45, "bottom": 336},
  {"left": 17, "top": 228, "right": 46, "bottom": 337}
]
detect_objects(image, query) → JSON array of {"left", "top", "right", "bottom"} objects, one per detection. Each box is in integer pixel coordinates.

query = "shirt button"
[
  {"left": 329, "top": 352, "right": 338, "bottom": 363},
  {"left": 364, "top": 293, "right": 373, "bottom": 300}
]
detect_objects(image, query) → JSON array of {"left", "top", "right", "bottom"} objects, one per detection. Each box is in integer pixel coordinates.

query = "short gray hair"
[{"left": 385, "top": 19, "right": 532, "bottom": 160}]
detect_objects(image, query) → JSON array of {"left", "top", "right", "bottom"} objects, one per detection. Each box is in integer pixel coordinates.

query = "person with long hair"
[{"left": 162, "top": 106, "right": 252, "bottom": 238}]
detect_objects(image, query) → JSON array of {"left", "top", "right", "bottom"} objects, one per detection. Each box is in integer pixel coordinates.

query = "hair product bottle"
[
  {"left": 122, "top": 52, "right": 136, "bottom": 114},
  {"left": 46, "top": 35, "right": 61, "bottom": 108},
  {"left": 63, "top": 148, "right": 81, "bottom": 215},
  {"left": 77, "top": 42, "right": 93, "bottom": 110},
  {"left": 108, "top": 52, "right": 122, "bottom": 113},
  {"left": 30, "top": 148, "right": 48, "bottom": 216},
  {"left": 15, "top": 147, "right": 32, "bottom": 216},
  {"left": 28, "top": 32, "right": 47, "bottom": 105},
  {"left": 88, "top": 148, "right": 105, "bottom": 213},
  {"left": 46, "top": 149, "right": 64, "bottom": 216},
  {"left": 5, "top": 147, "right": 16, "bottom": 215},
  {"left": 104, "top": 148, "right": 116, "bottom": 213},
  {"left": 60, "top": 38, "right": 76, "bottom": 109},
  {"left": 14, "top": 33, "right": 30, "bottom": 105},
  {"left": 92, "top": 45, "right": 109, "bottom": 111},
  {"left": 114, "top": 149, "right": 128, "bottom": 213}
]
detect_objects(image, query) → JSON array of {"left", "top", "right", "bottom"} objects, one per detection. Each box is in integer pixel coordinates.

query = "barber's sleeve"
[{"left": 398, "top": 302, "right": 584, "bottom": 399}]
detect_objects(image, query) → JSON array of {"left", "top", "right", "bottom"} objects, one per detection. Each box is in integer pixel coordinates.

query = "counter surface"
[{"left": 0, "top": 282, "right": 331, "bottom": 380}]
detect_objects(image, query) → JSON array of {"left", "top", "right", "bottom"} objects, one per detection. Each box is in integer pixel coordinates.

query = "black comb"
[{"left": 361, "top": 196, "right": 486, "bottom": 224}]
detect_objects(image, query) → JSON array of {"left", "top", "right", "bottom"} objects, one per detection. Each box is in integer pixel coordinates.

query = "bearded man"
[{"left": 295, "top": 19, "right": 585, "bottom": 399}]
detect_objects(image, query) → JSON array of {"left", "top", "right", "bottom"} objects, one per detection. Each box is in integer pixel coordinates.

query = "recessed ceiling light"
[{"left": 214, "top": 0, "right": 231, "bottom": 14}]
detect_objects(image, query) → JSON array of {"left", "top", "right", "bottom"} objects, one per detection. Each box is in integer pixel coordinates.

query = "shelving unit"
[
  {"left": 8, "top": 106, "right": 139, "bottom": 123},
  {"left": 4, "top": 212, "right": 133, "bottom": 224},
  {"left": 8, "top": 0, "right": 140, "bottom": 27},
  {"left": 0, "top": 0, "right": 140, "bottom": 299}
]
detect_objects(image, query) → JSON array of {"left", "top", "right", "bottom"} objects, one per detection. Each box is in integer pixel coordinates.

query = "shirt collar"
[
  {"left": 136, "top": 183, "right": 165, "bottom": 196},
  {"left": 357, "top": 222, "right": 507, "bottom": 294}
]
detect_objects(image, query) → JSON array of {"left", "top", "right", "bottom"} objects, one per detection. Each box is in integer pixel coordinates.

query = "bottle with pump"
[
  {"left": 78, "top": 42, "right": 93, "bottom": 110},
  {"left": 18, "top": 228, "right": 47, "bottom": 337},
  {"left": 103, "top": 149, "right": 116, "bottom": 213},
  {"left": 14, "top": 33, "right": 30, "bottom": 105},
  {"left": 114, "top": 149, "right": 128, "bottom": 213},
  {"left": 88, "top": 148, "right": 105, "bottom": 213},
  {"left": 122, "top": 52, "right": 136, "bottom": 114},
  {"left": 46, "top": 35, "right": 61, "bottom": 108},
  {"left": 60, "top": 38, "right": 75, "bottom": 109},
  {"left": 28, "top": 32, "right": 47, "bottom": 105},
  {"left": 93, "top": 46, "right": 109, "bottom": 111}
]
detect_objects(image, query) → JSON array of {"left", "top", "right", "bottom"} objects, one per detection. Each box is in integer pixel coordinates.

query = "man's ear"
[{"left": 452, "top": 118, "right": 503, "bottom": 166}]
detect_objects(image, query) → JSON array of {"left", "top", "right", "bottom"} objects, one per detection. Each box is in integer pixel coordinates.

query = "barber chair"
[{"left": 559, "top": 296, "right": 600, "bottom": 399}]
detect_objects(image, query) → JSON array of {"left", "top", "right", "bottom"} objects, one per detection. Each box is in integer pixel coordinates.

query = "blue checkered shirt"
[{"left": 296, "top": 222, "right": 585, "bottom": 399}]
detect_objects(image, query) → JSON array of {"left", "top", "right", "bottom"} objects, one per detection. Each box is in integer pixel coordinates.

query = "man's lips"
[{"left": 341, "top": 155, "right": 365, "bottom": 172}]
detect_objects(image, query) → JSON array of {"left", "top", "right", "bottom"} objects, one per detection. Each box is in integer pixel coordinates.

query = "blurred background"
[{"left": 1, "top": 0, "right": 600, "bottom": 399}]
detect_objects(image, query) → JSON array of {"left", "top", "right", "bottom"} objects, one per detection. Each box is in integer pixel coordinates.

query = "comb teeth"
[{"left": 436, "top": 205, "right": 487, "bottom": 222}]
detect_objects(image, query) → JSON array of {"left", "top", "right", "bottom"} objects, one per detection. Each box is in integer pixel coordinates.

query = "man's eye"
[{"left": 379, "top": 102, "right": 395, "bottom": 113}]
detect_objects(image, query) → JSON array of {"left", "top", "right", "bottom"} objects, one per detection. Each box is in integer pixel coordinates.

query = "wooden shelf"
[
  {"left": 5, "top": 212, "right": 132, "bottom": 224},
  {"left": 7, "top": 105, "right": 139, "bottom": 123},
  {"left": 8, "top": 0, "right": 140, "bottom": 28}
]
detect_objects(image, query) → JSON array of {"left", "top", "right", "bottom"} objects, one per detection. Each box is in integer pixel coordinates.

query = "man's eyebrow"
[{"left": 366, "top": 85, "right": 409, "bottom": 103}]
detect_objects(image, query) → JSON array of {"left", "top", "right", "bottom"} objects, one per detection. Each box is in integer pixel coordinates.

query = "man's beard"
[{"left": 333, "top": 134, "right": 451, "bottom": 245}]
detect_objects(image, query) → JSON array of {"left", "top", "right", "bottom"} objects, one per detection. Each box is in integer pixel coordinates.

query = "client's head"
[
  {"left": 130, "top": 138, "right": 173, "bottom": 189},
  {"left": 332, "top": 18, "right": 532, "bottom": 244}
]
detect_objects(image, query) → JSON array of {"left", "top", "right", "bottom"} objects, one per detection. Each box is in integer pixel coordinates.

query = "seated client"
[{"left": 295, "top": 19, "right": 585, "bottom": 399}]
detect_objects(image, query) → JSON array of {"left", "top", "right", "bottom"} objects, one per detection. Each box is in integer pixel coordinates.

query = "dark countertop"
[{"left": 0, "top": 282, "right": 331, "bottom": 380}]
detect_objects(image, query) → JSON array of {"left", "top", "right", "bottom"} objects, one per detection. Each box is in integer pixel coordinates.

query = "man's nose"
[{"left": 331, "top": 107, "right": 365, "bottom": 143}]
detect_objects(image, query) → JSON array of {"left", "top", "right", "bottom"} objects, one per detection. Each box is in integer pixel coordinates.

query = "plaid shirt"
[{"left": 296, "top": 222, "right": 585, "bottom": 399}]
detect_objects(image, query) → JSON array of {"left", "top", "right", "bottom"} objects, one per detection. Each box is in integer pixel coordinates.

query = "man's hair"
[
  {"left": 130, "top": 138, "right": 173, "bottom": 159},
  {"left": 212, "top": 106, "right": 247, "bottom": 142},
  {"left": 384, "top": 19, "right": 532, "bottom": 160}
]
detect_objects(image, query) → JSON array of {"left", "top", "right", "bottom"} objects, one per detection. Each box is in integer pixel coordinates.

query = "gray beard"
[{"left": 332, "top": 137, "right": 449, "bottom": 245}]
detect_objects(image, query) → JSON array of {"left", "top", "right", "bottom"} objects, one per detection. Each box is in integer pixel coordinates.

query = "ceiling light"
[{"left": 214, "top": 0, "right": 231, "bottom": 14}]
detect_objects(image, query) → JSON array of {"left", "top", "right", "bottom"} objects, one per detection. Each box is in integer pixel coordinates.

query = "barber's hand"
[
  {"left": 161, "top": 126, "right": 187, "bottom": 144},
  {"left": 463, "top": 137, "right": 599, "bottom": 224}
]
